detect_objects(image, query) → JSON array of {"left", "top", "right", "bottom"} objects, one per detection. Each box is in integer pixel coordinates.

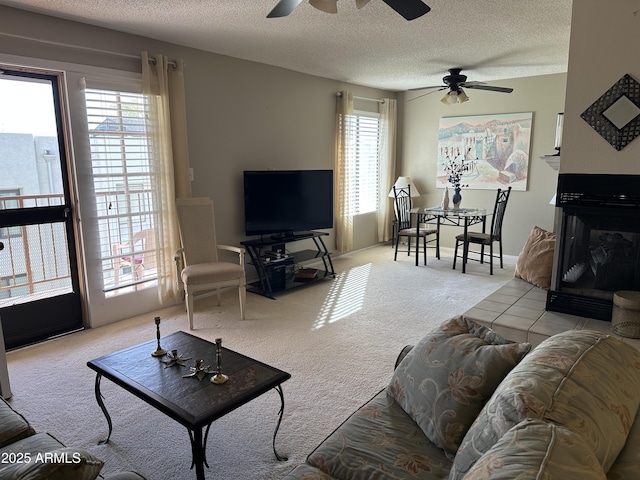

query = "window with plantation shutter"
[
  {"left": 84, "top": 88, "right": 159, "bottom": 295},
  {"left": 345, "top": 111, "right": 380, "bottom": 216}
]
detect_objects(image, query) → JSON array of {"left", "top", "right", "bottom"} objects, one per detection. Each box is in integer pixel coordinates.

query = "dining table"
[{"left": 410, "top": 206, "right": 487, "bottom": 271}]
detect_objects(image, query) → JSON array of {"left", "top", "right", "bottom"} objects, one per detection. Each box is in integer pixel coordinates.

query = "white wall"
[
  {"left": 561, "top": 0, "right": 640, "bottom": 174},
  {"left": 397, "top": 73, "right": 567, "bottom": 255}
]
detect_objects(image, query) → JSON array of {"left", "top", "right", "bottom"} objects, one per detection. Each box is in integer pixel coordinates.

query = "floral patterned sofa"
[
  {"left": 282, "top": 315, "right": 640, "bottom": 480},
  {"left": 0, "top": 395, "right": 146, "bottom": 480}
]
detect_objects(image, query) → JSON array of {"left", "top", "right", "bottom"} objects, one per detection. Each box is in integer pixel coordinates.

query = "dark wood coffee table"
[{"left": 87, "top": 331, "right": 291, "bottom": 480}]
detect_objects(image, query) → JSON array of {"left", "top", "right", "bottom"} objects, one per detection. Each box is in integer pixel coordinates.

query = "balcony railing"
[
  {"left": 0, "top": 193, "right": 158, "bottom": 305},
  {"left": 0, "top": 194, "right": 72, "bottom": 305}
]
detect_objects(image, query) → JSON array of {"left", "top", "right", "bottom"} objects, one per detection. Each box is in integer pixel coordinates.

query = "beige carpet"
[{"left": 6, "top": 244, "right": 517, "bottom": 480}]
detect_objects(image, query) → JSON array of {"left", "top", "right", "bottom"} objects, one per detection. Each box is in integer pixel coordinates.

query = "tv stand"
[
  {"left": 241, "top": 231, "right": 336, "bottom": 299},
  {"left": 270, "top": 231, "right": 315, "bottom": 241}
]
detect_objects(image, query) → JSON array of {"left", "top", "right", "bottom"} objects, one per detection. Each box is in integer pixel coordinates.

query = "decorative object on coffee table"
[
  {"left": 183, "top": 359, "right": 212, "bottom": 381},
  {"left": 211, "top": 338, "right": 229, "bottom": 384},
  {"left": 162, "top": 349, "right": 190, "bottom": 368},
  {"left": 151, "top": 316, "right": 166, "bottom": 357}
]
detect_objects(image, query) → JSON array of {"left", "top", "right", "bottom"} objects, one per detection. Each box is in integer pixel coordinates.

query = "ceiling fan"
[
  {"left": 411, "top": 68, "right": 514, "bottom": 104},
  {"left": 267, "top": 0, "right": 431, "bottom": 21}
]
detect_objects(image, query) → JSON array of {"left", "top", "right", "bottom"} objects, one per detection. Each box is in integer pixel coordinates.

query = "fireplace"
[{"left": 546, "top": 174, "right": 640, "bottom": 321}]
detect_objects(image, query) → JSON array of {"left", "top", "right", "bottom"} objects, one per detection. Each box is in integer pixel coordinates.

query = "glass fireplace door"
[{"left": 549, "top": 205, "right": 640, "bottom": 320}]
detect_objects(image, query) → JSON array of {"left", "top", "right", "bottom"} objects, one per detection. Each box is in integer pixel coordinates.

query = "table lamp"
[{"left": 388, "top": 176, "right": 421, "bottom": 197}]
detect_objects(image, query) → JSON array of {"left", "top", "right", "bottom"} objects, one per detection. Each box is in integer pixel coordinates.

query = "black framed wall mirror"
[{"left": 580, "top": 73, "right": 640, "bottom": 151}]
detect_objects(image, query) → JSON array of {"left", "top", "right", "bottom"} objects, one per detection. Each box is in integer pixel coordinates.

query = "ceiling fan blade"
[
  {"left": 409, "top": 84, "right": 445, "bottom": 91},
  {"left": 381, "top": 0, "right": 431, "bottom": 20},
  {"left": 462, "top": 83, "right": 514, "bottom": 93},
  {"left": 356, "top": 0, "right": 371, "bottom": 9},
  {"left": 267, "top": 0, "right": 304, "bottom": 18},
  {"left": 406, "top": 87, "right": 446, "bottom": 102}
]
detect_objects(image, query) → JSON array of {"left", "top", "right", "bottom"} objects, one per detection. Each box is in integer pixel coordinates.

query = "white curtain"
[
  {"left": 141, "top": 51, "right": 191, "bottom": 304},
  {"left": 335, "top": 91, "right": 354, "bottom": 253},
  {"left": 378, "top": 98, "right": 397, "bottom": 242}
]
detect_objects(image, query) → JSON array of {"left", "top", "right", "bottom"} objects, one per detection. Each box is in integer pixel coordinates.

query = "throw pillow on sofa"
[
  {"left": 462, "top": 418, "right": 606, "bottom": 480},
  {"left": 388, "top": 315, "right": 531, "bottom": 456},
  {"left": 450, "top": 330, "right": 640, "bottom": 479},
  {"left": 514, "top": 225, "right": 556, "bottom": 290}
]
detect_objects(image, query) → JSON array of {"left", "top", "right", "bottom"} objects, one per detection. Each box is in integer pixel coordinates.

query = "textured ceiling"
[{"left": 0, "top": 0, "right": 573, "bottom": 92}]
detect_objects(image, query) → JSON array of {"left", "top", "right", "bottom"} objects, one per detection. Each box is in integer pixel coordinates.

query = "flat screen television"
[{"left": 243, "top": 169, "right": 334, "bottom": 237}]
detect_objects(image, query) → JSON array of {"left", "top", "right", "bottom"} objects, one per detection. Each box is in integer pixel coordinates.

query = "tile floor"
[{"left": 464, "top": 278, "right": 640, "bottom": 350}]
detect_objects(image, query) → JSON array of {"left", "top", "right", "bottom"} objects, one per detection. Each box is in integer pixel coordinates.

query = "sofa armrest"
[{"left": 394, "top": 345, "right": 413, "bottom": 370}]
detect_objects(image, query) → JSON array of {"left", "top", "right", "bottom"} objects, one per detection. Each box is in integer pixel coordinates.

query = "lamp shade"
[
  {"left": 442, "top": 89, "right": 469, "bottom": 105},
  {"left": 441, "top": 91, "right": 458, "bottom": 104},
  {"left": 388, "top": 176, "right": 421, "bottom": 197}
]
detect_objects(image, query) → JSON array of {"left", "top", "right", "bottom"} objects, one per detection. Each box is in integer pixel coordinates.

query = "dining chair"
[
  {"left": 175, "top": 197, "right": 246, "bottom": 329},
  {"left": 393, "top": 185, "right": 439, "bottom": 265},
  {"left": 453, "top": 186, "right": 512, "bottom": 275}
]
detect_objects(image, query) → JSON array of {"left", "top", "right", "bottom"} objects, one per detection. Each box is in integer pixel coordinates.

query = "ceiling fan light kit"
[
  {"left": 309, "top": 0, "right": 338, "bottom": 14},
  {"left": 441, "top": 89, "right": 469, "bottom": 105},
  {"left": 412, "top": 68, "right": 514, "bottom": 104},
  {"left": 457, "top": 90, "right": 469, "bottom": 103},
  {"left": 441, "top": 92, "right": 456, "bottom": 105}
]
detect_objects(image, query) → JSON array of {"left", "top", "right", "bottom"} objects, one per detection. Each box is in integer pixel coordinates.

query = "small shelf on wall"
[{"left": 540, "top": 154, "right": 560, "bottom": 171}]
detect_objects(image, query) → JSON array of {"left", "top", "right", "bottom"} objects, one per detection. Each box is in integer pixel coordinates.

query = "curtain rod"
[
  {"left": 336, "top": 92, "right": 385, "bottom": 103},
  {"left": 0, "top": 31, "right": 177, "bottom": 68}
]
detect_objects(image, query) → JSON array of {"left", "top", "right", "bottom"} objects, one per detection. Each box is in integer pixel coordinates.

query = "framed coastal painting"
[{"left": 436, "top": 112, "right": 533, "bottom": 191}]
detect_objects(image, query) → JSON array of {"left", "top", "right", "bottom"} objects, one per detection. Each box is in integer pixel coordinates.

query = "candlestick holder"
[
  {"left": 151, "top": 316, "right": 167, "bottom": 357},
  {"left": 182, "top": 359, "right": 212, "bottom": 382},
  {"left": 211, "top": 338, "right": 229, "bottom": 384},
  {"left": 162, "top": 349, "right": 190, "bottom": 368}
]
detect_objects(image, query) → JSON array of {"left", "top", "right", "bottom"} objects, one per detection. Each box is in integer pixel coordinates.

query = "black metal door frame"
[{"left": 0, "top": 67, "right": 83, "bottom": 349}]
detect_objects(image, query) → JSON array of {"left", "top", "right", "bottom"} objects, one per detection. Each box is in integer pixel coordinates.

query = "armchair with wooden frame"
[
  {"left": 453, "top": 186, "right": 512, "bottom": 275},
  {"left": 174, "top": 197, "right": 246, "bottom": 329},
  {"left": 393, "top": 185, "right": 439, "bottom": 265}
]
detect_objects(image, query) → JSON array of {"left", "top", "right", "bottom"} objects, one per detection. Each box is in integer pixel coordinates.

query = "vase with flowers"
[{"left": 442, "top": 156, "right": 470, "bottom": 209}]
